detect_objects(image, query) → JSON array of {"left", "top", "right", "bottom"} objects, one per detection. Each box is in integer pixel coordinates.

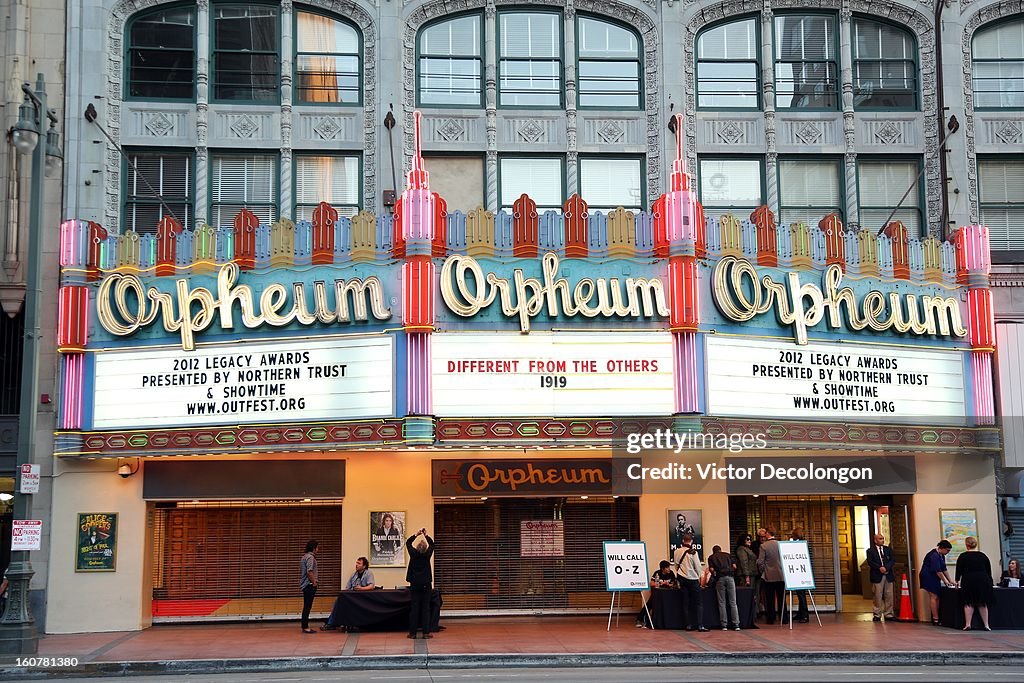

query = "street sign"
[
  {"left": 602, "top": 541, "right": 650, "bottom": 591},
  {"left": 20, "top": 463, "right": 41, "bottom": 494},
  {"left": 12, "top": 519, "right": 43, "bottom": 551},
  {"left": 780, "top": 540, "right": 816, "bottom": 590}
]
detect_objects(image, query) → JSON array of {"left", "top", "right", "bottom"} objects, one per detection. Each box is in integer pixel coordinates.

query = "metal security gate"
[
  {"left": 149, "top": 501, "right": 342, "bottom": 621},
  {"left": 434, "top": 497, "right": 640, "bottom": 613}
]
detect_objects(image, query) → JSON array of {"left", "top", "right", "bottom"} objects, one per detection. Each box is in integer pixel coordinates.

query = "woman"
[
  {"left": 1000, "top": 558, "right": 1022, "bottom": 587},
  {"left": 921, "top": 540, "right": 954, "bottom": 625},
  {"left": 406, "top": 528, "right": 435, "bottom": 639},
  {"left": 299, "top": 540, "right": 319, "bottom": 634},
  {"left": 735, "top": 534, "right": 758, "bottom": 599},
  {"left": 956, "top": 537, "right": 993, "bottom": 631}
]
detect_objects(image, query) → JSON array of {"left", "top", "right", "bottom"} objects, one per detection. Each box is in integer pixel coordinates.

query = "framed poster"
[
  {"left": 370, "top": 511, "right": 406, "bottom": 567},
  {"left": 940, "top": 508, "right": 978, "bottom": 565},
  {"left": 76, "top": 513, "right": 117, "bottom": 572},
  {"left": 668, "top": 509, "right": 704, "bottom": 561}
]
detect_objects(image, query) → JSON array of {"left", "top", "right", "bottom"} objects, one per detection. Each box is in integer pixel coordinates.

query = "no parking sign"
[{"left": 602, "top": 541, "right": 650, "bottom": 591}]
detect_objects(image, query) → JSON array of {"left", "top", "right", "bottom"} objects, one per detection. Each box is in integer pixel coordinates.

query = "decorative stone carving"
[
  {"left": 716, "top": 121, "right": 745, "bottom": 144},
  {"left": 873, "top": 121, "right": 904, "bottom": 145},
  {"left": 794, "top": 121, "right": 824, "bottom": 145},
  {"left": 230, "top": 115, "right": 260, "bottom": 139},
  {"left": 437, "top": 118, "right": 468, "bottom": 142},
  {"left": 993, "top": 120, "right": 1023, "bottom": 146},
  {"left": 144, "top": 112, "right": 174, "bottom": 137},
  {"left": 313, "top": 116, "right": 343, "bottom": 141},
  {"left": 597, "top": 121, "right": 625, "bottom": 144},
  {"left": 517, "top": 120, "right": 546, "bottom": 143}
]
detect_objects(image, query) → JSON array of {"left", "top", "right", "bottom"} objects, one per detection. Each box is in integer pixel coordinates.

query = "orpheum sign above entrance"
[{"left": 711, "top": 256, "right": 969, "bottom": 345}]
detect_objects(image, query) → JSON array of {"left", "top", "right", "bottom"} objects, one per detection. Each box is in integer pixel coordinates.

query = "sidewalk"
[{"left": 6, "top": 613, "right": 1024, "bottom": 678}]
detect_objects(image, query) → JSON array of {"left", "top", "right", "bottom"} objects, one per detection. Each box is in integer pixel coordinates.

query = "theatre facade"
[{"left": 45, "top": 121, "right": 1000, "bottom": 631}]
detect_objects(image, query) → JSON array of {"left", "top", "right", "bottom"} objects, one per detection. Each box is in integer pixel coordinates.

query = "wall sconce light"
[{"left": 117, "top": 458, "right": 140, "bottom": 478}]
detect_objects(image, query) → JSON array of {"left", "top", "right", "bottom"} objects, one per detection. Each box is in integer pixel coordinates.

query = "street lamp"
[{"left": 0, "top": 73, "right": 60, "bottom": 656}]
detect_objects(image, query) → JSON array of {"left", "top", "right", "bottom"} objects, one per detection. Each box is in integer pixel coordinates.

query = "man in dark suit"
[
  {"left": 866, "top": 533, "right": 896, "bottom": 621},
  {"left": 756, "top": 528, "right": 785, "bottom": 624}
]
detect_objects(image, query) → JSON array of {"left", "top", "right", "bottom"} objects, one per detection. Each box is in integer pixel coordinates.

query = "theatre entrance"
[
  {"left": 729, "top": 495, "right": 912, "bottom": 613},
  {"left": 434, "top": 496, "right": 640, "bottom": 613}
]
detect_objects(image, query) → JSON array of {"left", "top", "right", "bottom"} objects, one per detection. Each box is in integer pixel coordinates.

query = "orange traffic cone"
[{"left": 896, "top": 573, "right": 916, "bottom": 622}]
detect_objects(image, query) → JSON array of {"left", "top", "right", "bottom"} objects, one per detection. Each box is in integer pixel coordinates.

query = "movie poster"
[
  {"left": 370, "top": 511, "right": 406, "bottom": 567},
  {"left": 667, "top": 509, "right": 704, "bottom": 561},
  {"left": 76, "top": 513, "right": 117, "bottom": 572}
]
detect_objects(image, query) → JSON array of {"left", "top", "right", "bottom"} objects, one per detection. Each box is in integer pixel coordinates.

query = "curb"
[{"left": 4, "top": 650, "right": 1024, "bottom": 678}]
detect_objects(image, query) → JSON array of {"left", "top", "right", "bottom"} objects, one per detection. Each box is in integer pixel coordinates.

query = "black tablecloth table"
[
  {"left": 326, "top": 589, "right": 442, "bottom": 632},
  {"left": 938, "top": 586, "right": 1024, "bottom": 629},
  {"left": 649, "top": 586, "right": 756, "bottom": 629}
]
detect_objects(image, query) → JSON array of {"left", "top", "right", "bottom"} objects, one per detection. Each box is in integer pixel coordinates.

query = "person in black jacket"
[
  {"left": 866, "top": 533, "right": 896, "bottom": 621},
  {"left": 406, "top": 528, "right": 435, "bottom": 639}
]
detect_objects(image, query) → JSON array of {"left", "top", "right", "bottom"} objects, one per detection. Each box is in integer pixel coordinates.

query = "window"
[
  {"left": 295, "top": 155, "right": 360, "bottom": 220},
  {"left": 779, "top": 158, "right": 842, "bottom": 225},
  {"left": 979, "top": 159, "right": 1024, "bottom": 251},
  {"left": 123, "top": 151, "right": 193, "bottom": 234},
  {"left": 210, "top": 153, "right": 278, "bottom": 228},
  {"left": 858, "top": 160, "right": 922, "bottom": 235},
  {"left": 698, "top": 158, "right": 764, "bottom": 219},
  {"left": 423, "top": 156, "right": 485, "bottom": 213},
  {"left": 696, "top": 18, "right": 759, "bottom": 109},
  {"left": 577, "top": 17, "right": 641, "bottom": 109},
  {"left": 295, "top": 11, "right": 360, "bottom": 104},
  {"left": 972, "top": 19, "right": 1024, "bottom": 109},
  {"left": 127, "top": 6, "right": 196, "bottom": 99},
  {"left": 498, "top": 12, "right": 562, "bottom": 107},
  {"left": 774, "top": 15, "right": 838, "bottom": 109},
  {"left": 852, "top": 19, "right": 917, "bottom": 109},
  {"left": 499, "top": 157, "right": 564, "bottom": 212},
  {"left": 579, "top": 157, "right": 643, "bottom": 212},
  {"left": 213, "top": 5, "right": 279, "bottom": 101},
  {"left": 418, "top": 14, "right": 483, "bottom": 106}
]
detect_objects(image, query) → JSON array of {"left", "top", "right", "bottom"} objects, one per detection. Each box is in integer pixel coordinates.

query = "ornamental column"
[
  {"left": 956, "top": 225, "right": 995, "bottom": 424},
  {"left": 664, "top": 113, "right": 703, "bottom": 414},
  {"left": 401, "top": 112, "right": 436, "bottom": 418}
]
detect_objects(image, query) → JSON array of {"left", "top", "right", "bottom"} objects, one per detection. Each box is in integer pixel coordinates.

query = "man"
[
  {"left": 757, "top": 528, "right": 785, "bottom": 625},
  {"left": 674, "top": 532, "right": 709, "bottom": 632},
  {"left": 708, "top": 545, "right": 741, "bottom": 631},
  {"left": 867, "top": 533, "right": 896, "bottom": 621},
  {"left": 636, "top": 560, "right": 677, "bottom": 628},
  {"left": 670, "top": 514, "right": 696, "bottom": 553},
  {"left": 299, "top": 540, "right": 319, "bottom": 634},
  {"left": 322, "top": 557, "right": 376, "bottom": 631}
]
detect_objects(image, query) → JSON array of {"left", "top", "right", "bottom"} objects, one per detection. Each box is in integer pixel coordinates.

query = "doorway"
[{"left": 832, "top": 499, "right": 911, "bottom": 613}]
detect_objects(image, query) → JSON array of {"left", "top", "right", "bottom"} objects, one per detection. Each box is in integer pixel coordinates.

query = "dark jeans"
[
  {"left": 409, "top": 584, "right": 432, "bottom": 635},
  {"left": 763, "top": 580, "right": 785, "bottom": 623},
  {"left": 301, "top": 584, "right": 318, "bottom": 629},
  {"left": 679, "top": 578, "right": 702, "bottom": 629}
]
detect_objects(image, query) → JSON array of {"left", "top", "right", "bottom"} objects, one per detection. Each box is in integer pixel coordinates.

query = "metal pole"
[{"left": 0, "top": 73, "right": 47, "bottom": 655}]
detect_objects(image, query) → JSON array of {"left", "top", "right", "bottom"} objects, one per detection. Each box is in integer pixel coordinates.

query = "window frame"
[
  {"left": 772, "top": 12, "right": 840, "bottom": 112},
  {"left": 851, "top": 16, "right": 919, "bottom": 112},
  {"left": 208, "top": 150, "right": 281, "bottom": 228},
  {"left": 777, "top": 156, "right": 846, "bottom": 225},
  {"left": 577, "top": 154, "right": 646, "bottom": 212},
  {"left": 855, "top": 156, "right": 924, "bottom": 236},
  {"left": 121, "top": 147, "right": 196, "bottom": 233},
  {"left": 496, "top": 9, "right": 565, "bottom": 110},
  {"left": 124, "top": 4, "right": 198, "bottom": 102},
  {"left": 292, "top": 152, "right": 363, "bottom": 220},
  {"left": 696, "top": 155, "right": 766, "bottom": 220},
  {"left": 694, "top": 15, "right": 762, "bottom": 112},
  {"left": 497, "top": 155, "right": 567, "bottom": 212},
  {"left": 574, "top": 14, "right": 643, "bottom": 111},
  {"left": 292, "top": 8, "right": 362, "bottom": 107},
  {"left": 971, "top": 17, "right": 1024, "bottom": 112},
  {"left": 422, "top": 152, "right": 487, "bottom": 212},
  {"left": 210, "top": 2, "right": 282, "bottom": 104},
  {"left": 416, "top": 11, "right": 486, "bottom": 109},
  {"left": 978, "top": 155, "right": 1024, "bottom": 254}
]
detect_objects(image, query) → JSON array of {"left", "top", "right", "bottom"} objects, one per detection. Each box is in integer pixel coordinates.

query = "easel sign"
[
  {"left": 602, "top": 541, "right": 651, "bottom": 631},
  {"left": 778, "top": 540, "right": 822, "bottom": 628}
]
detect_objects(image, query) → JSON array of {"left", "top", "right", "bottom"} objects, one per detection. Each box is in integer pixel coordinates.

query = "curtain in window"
[
  {"left": 295, "top": 156, "right": 360, "bottom": 220},
  {"left": 500, "top": 158, "right": 563, "bottom": 210},
  {"left": 419, "top": 15, "right": 482, "bottom": 106},
  {"left": 579, "top": 158, "right": 642, "bottom": 211},
  {"left": 297, "top": 13, "right": 338, "bottom": 103},
  {"left": 499, "top": 13, "right": 560, "bottom": 106},
  {"left": 858, "top": 161, "right": 921, "bottom": 235},
  {"left": 779, "top": 159, "right": 841, "bottom": 224},
  {"left": 211, "top": 154, "right": 277, "bottom": 227},
  {"left": 124, "top": 152, "right": 192, "bottom": 234},
  {"left": 577, "top": 17, "right": 640, "bottom": 108},
  {"left": 980, "top": 160, "right": 1024, "bottom": 250},
  {"left": 698, "top": 159, "right": 763, "bottom": 218}
]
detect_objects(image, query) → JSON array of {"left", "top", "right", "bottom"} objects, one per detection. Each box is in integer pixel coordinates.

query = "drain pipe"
[{"left": 934, "top": 0, "right": 952, "bottom": 237}]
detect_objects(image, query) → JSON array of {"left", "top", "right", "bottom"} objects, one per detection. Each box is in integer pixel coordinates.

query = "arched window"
[
  {"left": 972, "top": 19, "right": 1024, "bottom": 109},
  {"left": 127, "top": 5, "right": 197, "bottom": 100},
  {"left": 212, "top": 4, "right": 280, "bottom": 102},
  {"left": 295, "top": 10, "right": 360, "bottom": 104},
  {"left": 852, "top": 18, "right": 917, "bottom": 110},
  {"left": 774, "top": 14, "right": 838, "bottom": 110},
  {"left": 577, "top": 16, "right": 641, "bottom": 109},
  {"left": 418, "top": 14, "right": 483, "bottom": 107},
  {"left": 696, "top": 17, "right": 759, "bottom": 109},
  {"left": 498, "top": 11, "right": 562, "bottom": 107}
]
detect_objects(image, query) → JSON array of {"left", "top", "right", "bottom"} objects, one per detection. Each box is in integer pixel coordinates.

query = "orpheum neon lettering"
[
  {"left": 465, "top": 463, "right": 610, "bottom": 491},
  {"left": 440, "top": 253, "right": 670, "bottom": 333},
  {"left": 711, "top": 256, "right": 968, "bottom": 345},
  {"left": 96, "top": 263, "right": 392, "bottom": 351}
]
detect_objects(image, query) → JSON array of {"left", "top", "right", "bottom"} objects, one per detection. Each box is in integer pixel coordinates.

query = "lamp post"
[{"left": 0, "top": 73, "right": 62, "bottom": 656}]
